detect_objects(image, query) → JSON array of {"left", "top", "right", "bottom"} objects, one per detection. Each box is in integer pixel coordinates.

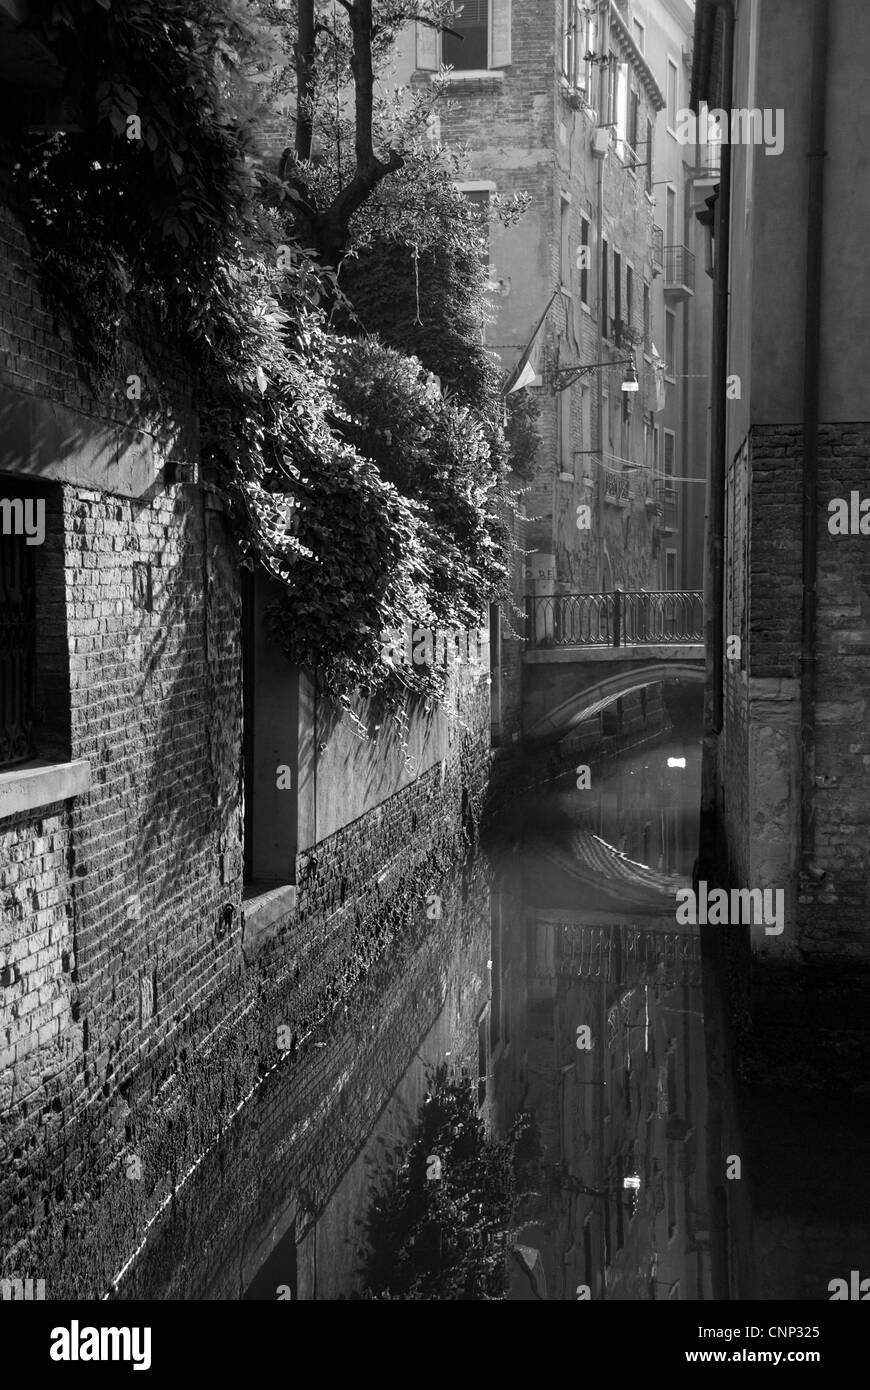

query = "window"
[
  {"left": 613, "top": 249, "right": 622, "bottom": 338},
  {"left": 666, "top": 185, "right": 676, "bottom": 246},
  {"left": 643, "top": 280, "right": 650, "bottom": 350},
  {"left": 665, "top": 309, "right": 676, "bottom": 378},
  {"left": 561, "top": 0, "right": 576, "bottom": 81},
  {"left": 664, "top": 429, "right": 676, "bottom": 482},
  {"left": 613, "top": 59, "right": 629, "bottom": 150},
  {"left": 242, "top": 568, "right": 301, "bottom": 892},
  {"left": 562, "top": 2, "right": 598, "bottom": 99},
  {"left": 1, "top": 491, "right": 36, "bottom": 768},
  {"left": 601, "top": 237, "right": 609, "bottom": 338},
  {"left": 666, "top": 58, "right": 679, "bottom": 133},
  {"left": 579, "top": 214, "right": 590, "bottom": 305},
  {"left": 646, "top": 117, "right": 653, "bottom": 190},
  {"left": 628, "top": 88, "right": 640, "bottom": 159},
  {"left": 443, "top": 0, "right": 488, "bottom": 69},
  {"left": 560, "top": 384, "right": 573, "bottom": 470},
  {"left": 0, "top": 477, "right": 70, "bottom": 772},
  {"left": 665, "top": 548, "right": 677, "bottom": 591},
  {"left": 419, "top": 0, "right": 511, "bottom": 73},
  {"left": 459, "top": 185, "right": 492, "bottom": 268},
  {"left": 626, "top": 264, "right": 634, "bottom": 330},
  {"left": 633, "top": 18, "right": 645, "bottom": 53},
  {"left": 560, "top": 193, "right": 571, "bottom": 286}
]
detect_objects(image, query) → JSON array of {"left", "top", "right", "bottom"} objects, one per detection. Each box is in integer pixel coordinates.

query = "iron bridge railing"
[{"left": 526, "top": 590, "right": 703, "bottom": 648}]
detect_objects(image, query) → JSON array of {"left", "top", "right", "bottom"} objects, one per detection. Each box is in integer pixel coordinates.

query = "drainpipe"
[
  {"left": 800, "top": 0, "right": 829, "bottom": 877},
  {"left": 698, "top": 0, "right": 733, "bottom": 884}
]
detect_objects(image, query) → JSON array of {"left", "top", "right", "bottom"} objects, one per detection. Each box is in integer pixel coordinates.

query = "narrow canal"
[{"left": 116, "top": 699, "right": 707, "bottom": 1301}]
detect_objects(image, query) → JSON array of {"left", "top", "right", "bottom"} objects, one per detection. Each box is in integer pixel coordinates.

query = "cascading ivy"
[{"left": 6, "top": 0, "right": 518, "bottom": 705}]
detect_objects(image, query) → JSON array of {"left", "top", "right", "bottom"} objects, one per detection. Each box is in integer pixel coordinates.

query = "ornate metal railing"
[
  {"left": 526, "top": 590, "right": 703, "bottom": 648},
  {"left": 620, "top": 589, "right": 703, "bottom": 643},
  {"left": 663, "top": 244, "right": 696, "bottom": 294},
  {"left": 0, "top": 530, "right": 36, "bottom": 766},
  {"left": 604, "top": 468, "right": 631, "bottom": 504}
]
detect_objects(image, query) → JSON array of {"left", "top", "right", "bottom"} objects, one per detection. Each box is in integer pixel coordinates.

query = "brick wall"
[
  {"left": 0, "top": 196, "right": 494, "bottom": 1298},
  {"left": 718, "top": 420, "right": 870, "bottom": 964}
]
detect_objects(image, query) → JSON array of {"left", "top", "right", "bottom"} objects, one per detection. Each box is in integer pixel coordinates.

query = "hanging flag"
[
  {"left": 502, "top": 290, "right": 558, "bottom": 395},
  {"left": 650, "top": 341, "right": 667, "bottom": 413}
]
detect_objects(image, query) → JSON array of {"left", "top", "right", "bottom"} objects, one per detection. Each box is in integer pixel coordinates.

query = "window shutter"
[
  {"left": 489, "top": 0, "right": 512, "bottom": 67},
  {"left": 416, "top": 20, "right": 439, "bottom": 70}
]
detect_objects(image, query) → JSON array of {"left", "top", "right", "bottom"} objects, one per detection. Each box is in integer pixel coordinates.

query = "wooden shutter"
[
  {"left": 489, "top": 0, "right": 512, "bottom": 67},
  {"left": 416, "top": 20, "right": 439, "bottom": 70}
]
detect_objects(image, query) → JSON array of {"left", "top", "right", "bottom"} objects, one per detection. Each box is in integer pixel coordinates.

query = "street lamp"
[
  {"left": 621, "top": 360, "right": 639, "bottom": 392},
  {"left": 550, "top": 356, "right": 638, "bottom": 394}
]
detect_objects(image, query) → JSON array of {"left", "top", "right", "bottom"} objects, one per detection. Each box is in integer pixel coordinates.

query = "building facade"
[
  {"left": 692, "top": 0, "right": 870, "bottom": 967},
  {"left": 396, "top": 0, "right": 709, "bottom": 620}
]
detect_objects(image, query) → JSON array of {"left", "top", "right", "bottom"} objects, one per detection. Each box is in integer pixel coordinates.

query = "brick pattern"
[{"left": 719, "top": 421, "right": 870, "bottom": 961}]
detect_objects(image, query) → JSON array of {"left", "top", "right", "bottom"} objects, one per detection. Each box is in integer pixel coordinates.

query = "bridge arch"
[{"left": 524, "top": 661, "right": 705, "bottom": 742}]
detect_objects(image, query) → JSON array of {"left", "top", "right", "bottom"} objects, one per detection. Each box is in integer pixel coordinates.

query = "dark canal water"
[{"left": 117, "top": 709, "right": 707, "bottom": 1301}]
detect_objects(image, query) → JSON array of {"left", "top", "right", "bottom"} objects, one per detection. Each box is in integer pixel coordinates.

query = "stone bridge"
[{"left": 521, "top": 591, "right": 705, "bottom": 742}]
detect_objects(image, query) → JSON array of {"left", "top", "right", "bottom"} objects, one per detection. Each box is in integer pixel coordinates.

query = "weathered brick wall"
[
  {"left": 718, "top": 420, "right": 870, "bottom": 963},
  {"left": 0, "top": 196, "right": 494, "bottom": 1299},
  {"left": 108, "top": 854, "right": 491, "bottom": 1300},
  {"left": 802, "top": 421, "right": 870, "bottom": 959}
]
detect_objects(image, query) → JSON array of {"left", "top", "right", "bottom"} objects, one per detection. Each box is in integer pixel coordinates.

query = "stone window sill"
[
  {"left": 0, "top": 758, "right": 91, "bottom": 819},
  {"left": 416, "top": 69, "right": 504, "bottom": 87},
  {"left": 242, "top": 881, "right": 297, "bottom": 962}
]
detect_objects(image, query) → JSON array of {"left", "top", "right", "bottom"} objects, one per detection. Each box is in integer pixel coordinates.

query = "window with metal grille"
[
  {"left": 0, "top": 508, "right": 36, "bottom": 767},
  {"left": 443, "top": 0, "right": 489, "bottom": 70}
]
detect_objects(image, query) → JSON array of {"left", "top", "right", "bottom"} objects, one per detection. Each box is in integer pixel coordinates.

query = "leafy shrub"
[{"left": 361, "top": 1067, "right": 531, "bottom": 1301}]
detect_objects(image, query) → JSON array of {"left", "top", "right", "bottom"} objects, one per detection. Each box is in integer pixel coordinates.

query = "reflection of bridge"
[
  {"left": 528, "top": 826, "right": 683, "bottom": 915},
  {"left": 541, "top": 915, "right": 703, "bottom": 990},
  {"left": 522, "top": 590, "right": 705, "bottom": 742}
]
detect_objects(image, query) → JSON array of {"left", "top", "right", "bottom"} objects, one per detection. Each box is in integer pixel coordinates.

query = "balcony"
[
  {"left": 651, "top": 481, "right": 678, "bottom": 532},
  {"left": 663, "top": 245, "right": 695, "bottom": 299},
  {"left": 651, "top": 225, "right": 663, "bottom": 276},
  {"left": 604, "top": 468, "right": 631, "bottom": 507}
]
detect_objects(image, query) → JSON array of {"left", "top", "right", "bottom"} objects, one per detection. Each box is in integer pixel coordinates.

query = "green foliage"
[
  {"left": 329, "top": 338, "right": 511, "bottom": 628},
  {"left": 361, "top": 1067, "right": 531, "bottom": 1301},
  {"left": 7, "top": 0, "right": 522, "bottom": 706},
  {"left": 504, "top": 388, "right": 543, "bottom": 482}
]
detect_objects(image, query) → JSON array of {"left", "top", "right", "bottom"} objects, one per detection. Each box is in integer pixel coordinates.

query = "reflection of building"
[
  {"left": 520, "top": 914, "right": 710, "bottom": 1301},
  {"left": 488, "top": 734, "right": 709, "bottom": 1299}
]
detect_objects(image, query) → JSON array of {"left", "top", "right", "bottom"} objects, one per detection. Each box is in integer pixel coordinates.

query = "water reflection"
[
  {"left": 125, "top": 721, "right": 706, "bottom": 1300},
  {"left": 295, "top": 728, "right": 707, "bottom": 1300},
  {"left": 489, "top": 734, "right": 707, "bottom": 1301}
]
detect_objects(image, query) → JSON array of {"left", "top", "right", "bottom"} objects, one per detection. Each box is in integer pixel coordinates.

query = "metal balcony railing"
[
  {"left": 525, "top": 590, "right": 703, "bottom": 648},
  {"left": 604, "top": 468, "right": 631, "bottom": 504},
  {"left": 663, "top": 244, "right": 696, "bottom": 295}
]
